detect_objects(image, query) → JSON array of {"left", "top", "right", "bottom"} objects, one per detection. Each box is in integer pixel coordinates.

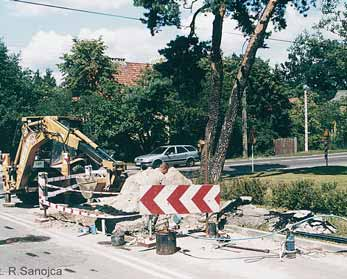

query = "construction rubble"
[
  {"left": 96, "top": 167, "right": 206, "bottom": 234},
  {"left": 227, "top": 205, "right": 337, "bottom": 235},
  {"left": 99, "top": 167, "right": 192, "bottom": 213},
  {"left": 47, "top": 167, "right": 339, "bottom": 240}
]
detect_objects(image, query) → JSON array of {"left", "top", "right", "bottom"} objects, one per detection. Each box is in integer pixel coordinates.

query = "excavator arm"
[{"left": 2, "top": 116, "right": 126, "bottom": 194}]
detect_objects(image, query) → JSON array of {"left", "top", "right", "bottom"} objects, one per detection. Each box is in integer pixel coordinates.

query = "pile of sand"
[
  {"left": 120, "top": 168, "right": 165, "bottom": 194},
  {"left": 99, "top": 167, "right": 193, "bottom": 213},
  {"left": 162, "top": 167, "right": 193, "bottom": 186}
]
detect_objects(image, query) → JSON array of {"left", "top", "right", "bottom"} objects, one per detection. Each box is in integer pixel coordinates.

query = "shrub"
[
  {"left": 271, "top": 180, "right": 318, "bottom": 210},
  {"left": 221, "top": 178, "right": 269, "bottom": 204},
  {"left": 321, "top": 189, "right": 347, "bottom": 216},
  {"left": 221, "top": 178, "right": 347, "bottom": 217}
]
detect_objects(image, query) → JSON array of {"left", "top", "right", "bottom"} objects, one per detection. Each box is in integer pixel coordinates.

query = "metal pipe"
[
  {"left": 294, "top": 231, "right": 347, "bottom": 244},
  {"left": 220, "top": 244, "right": 270, "bottom": 254}
]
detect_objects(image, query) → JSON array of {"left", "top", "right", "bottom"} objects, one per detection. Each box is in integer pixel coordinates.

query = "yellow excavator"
[{"left": 1, "top": 116, "right": 127, "bottom": 204}]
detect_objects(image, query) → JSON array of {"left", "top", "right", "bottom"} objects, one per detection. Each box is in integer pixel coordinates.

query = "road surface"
[
  {"left": 0, "top": 197, "right": 346, "bottom": 279},
  {"left": 125, "top": 152, "right": 347, "bottom": 177}
]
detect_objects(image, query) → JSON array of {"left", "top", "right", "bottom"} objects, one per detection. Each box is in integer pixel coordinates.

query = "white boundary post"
[
  {"left": 38, "top": 172, "right": 49, "bottom": 219},
  {"left": 101, "top": 219, "right": 106, "bottom": 235},
  {"left": 85, "top": 165, "right": 92, "bottom": 176}
]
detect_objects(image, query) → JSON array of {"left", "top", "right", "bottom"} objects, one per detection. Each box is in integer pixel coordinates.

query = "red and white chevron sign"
[{"left": 139, "top": 184, "right": 220, "bottom": 215}]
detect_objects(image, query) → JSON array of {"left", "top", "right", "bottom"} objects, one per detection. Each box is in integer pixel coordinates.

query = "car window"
[
  {"left": 185, "top": 146, "right": 196, "bottom": 152},
  {"left": 177, "top": 146, "right": 188, "bottom": 153},
  {"left": 150, "top": 146, "right": 167, "bottom": 154},
  {"left": 165, "top": 147, "right": 176, "bottom": 155}
]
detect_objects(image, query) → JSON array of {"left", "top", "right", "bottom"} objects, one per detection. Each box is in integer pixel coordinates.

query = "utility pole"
[{"left": 304, "top": 86, "right": 309, "bottom": 152}]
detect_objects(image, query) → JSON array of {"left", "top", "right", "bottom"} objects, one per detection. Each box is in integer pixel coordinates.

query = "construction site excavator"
[{"left": 1, "top": 116, "right": 127, "bottom": 204}]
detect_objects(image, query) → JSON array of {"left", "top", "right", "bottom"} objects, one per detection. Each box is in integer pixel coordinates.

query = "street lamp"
[{"left": 303, "top": 85, "right": 309, "bottom": 152}]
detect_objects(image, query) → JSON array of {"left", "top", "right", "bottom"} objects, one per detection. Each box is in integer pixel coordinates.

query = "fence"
[{"left": 273, "top": 137, "right": 297, "bottom": 155}]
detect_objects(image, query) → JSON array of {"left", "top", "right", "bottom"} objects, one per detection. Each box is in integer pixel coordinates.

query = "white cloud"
[
  {"left": 8, "top": 0, "right": 130, "bottom": 16},
  {"left": 20, "top": 30, "right": 73, "bottom": 70},
  {"left": 18, "top": 26, "right": 176, "bottom": 83},
  {"left": 17, "top": 3, "right": 332, "bottom": 85},
  {"left": 181, "top": 5, "right": 325, "bottom": 65},
  {"left": 78, "top": 27, "right": 173, "bottom": 63},
  {"left": 258, "top": 6, "right": 322, "bottom": 64}
]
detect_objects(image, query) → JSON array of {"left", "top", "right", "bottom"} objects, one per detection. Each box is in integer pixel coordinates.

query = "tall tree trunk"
[
  {"left": 242, "top": 87, "right": 248, "bottom": 159},
  {"left": 200, "top": 4, "right": 225, "bottom": 183},
  {"left": 209, "top": 0, "right": 279, "bottom": 182}
]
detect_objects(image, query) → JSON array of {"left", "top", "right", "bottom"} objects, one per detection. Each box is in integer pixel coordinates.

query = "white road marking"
[
  {"left": 0, "top": 211, "right": 193, "bottom": 279},
  {"left": 225, "top": 154, "right": 347, "bottom": 167}
]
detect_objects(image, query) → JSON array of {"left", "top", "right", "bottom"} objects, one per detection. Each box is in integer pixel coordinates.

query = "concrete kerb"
[{"left": 224, "top": 224, "right": 347, "bottom": 252}]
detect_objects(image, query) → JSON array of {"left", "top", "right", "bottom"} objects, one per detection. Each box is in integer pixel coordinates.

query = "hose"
[{"left": 183, "top": 214, "right": 347, "bottom": 243}]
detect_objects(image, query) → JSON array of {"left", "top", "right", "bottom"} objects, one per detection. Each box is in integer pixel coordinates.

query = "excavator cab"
[{"left": 1, "top": 116, "right": 127, "bottom": 204}]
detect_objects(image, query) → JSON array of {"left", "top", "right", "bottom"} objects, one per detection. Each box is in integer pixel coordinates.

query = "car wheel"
[
  {"left": 186, "top": 158, "right": 195, "bottom": 167},
  {"left": 152, "top": 160, "right": 162, "bottom": 169}
]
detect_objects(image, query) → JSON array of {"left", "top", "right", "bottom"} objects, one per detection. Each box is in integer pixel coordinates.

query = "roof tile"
[{"left": 114, "top": 62, "right": 151, "bottom": 86}]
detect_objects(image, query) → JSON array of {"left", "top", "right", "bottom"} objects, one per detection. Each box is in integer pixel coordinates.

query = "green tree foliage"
[
  {"left": 246, "top": 58, "right": 292, "bottom": 154},
  {"left": 58, "top": 38, "right": 117, "bottom": 98},
  {"left": 0, "top": 40, "right": 40, "bottom": 153},
  {"left": 71, "top": 69, "right": 176, "bottom": 160},
  {"left": 281, "top": 32, "right": 347, "bottom": 102},
  {"left": 134, "top": 0, "right": 310, "bottom": 35},
  {"left": 289, "top": 95, "right": 347, "bottom": 150},
  {"left": 121, "top": 70, "right": 177, "bottom": 153},
  {"left": 155, "top": 36, "right": 209, "bottom": 144},
  {"left": 31, "top": 69, "right": 72, "bottom": 116},
  {"left": 319, "top": 0, "right": 347, "bottom": 40},
  {"left": 155, "top": 36, "right": 209, "bottom": 103},
  {"left": 134, "top": 0, "right": 319, "bottom": 182},
  {"left": 220, "top": 56, "right": 292, "bottom": 155}
]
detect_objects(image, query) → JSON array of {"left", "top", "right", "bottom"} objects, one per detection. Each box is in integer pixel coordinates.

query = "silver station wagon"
[{"left": 134, "top": 145, "right": 200, "bottom": 168}]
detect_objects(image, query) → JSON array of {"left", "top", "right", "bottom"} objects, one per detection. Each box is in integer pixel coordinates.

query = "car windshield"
[{"left": 150, "top": 146, "right": 167, "bottom": 154}]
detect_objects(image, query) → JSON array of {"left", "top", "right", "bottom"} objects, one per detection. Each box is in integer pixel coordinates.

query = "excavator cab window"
[{"left": 50, "top": 141, "right": 77, "bottom": 166}]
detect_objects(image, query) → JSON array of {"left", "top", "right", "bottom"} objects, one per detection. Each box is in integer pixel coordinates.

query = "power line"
[
  {"left": 223, "top": 31, "right": 294, "bottom": 44},
  {"left": 10, "top": 0, "right": 141, "bottom": 21},
  {"left": 10, "top": 0, "right": 294, "bottom": 44},
  {"left": 186, "top": 26, "right": 294, "bottom": 44}
]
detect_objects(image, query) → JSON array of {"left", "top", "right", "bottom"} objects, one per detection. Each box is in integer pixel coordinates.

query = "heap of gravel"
[{"left": 99, "top": 167, "right": 193, "bottom": 214}]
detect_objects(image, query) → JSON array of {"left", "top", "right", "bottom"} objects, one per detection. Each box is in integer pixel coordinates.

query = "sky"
[{"left": 0, "top": 0, "right": 332, "bottom": 83}]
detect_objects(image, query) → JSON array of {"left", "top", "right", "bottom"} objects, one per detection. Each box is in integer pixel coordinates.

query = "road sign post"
[
  {"left": 249, "top": 128, "right": 256, "bottom": 173},
  {"left": 323, "top": 129, "right": 330, "bottom": 167},
  {"left": 251, "top": 145, "right": 254, "bottom": 173}
]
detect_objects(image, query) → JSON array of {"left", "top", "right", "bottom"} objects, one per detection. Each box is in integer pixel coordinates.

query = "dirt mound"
[
  {"left": 99, "top": 167, "right": 193, "bottom": 213},
  {"left": 120, "top": 168, "right": 165, "bottom": 194},
  {"left": 162, "top": 167, "right": 193, "bottom": 185}
]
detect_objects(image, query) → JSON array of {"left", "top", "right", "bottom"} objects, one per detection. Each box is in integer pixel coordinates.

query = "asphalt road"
[
  {"left": 0, "top": 154, "right": 346, "bottom": 279},
  {"left": 125, "top": 152, "right": 347, "bottom": 177},
  {"left": 1, "top": 153, "right": 347, "bottom": 191},
  {"left": 0, "top": 198, "right": 346, "bottom": 279},
  {"left": 221, "top": 152, "right": 347, "bottom": 176},
  {"left": 0, "top": 200, "right": 189, "bottom": 279}
]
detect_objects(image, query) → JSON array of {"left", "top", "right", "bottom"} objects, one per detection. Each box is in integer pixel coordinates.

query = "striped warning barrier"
[
  {"left": 47, "top": 173, "right": 83, "bottom": 183},
  {"left": 39, "top": 198, "right": 140, "bottom": 219},
  {"left": 45, "top": 183, "right": 120, "bottom": 196},
  {"left": 46, "top": 169, "right": 105, "bottom": 183},
  {"left": 38, "top": 170, "right": 137, "bottom": 220}
]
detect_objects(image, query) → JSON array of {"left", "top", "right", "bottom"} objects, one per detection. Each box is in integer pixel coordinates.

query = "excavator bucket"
[{"left": 76, "top": 175, "right": 98, "bottom": 200}]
